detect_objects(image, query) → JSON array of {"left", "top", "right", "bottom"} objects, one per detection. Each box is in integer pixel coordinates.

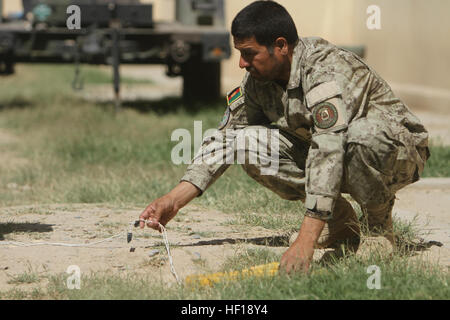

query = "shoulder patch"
[
  {"left": 227, "top": 87, "right": 243, "bottom": 106},
  {"left": 313, "top": 102, "right": 338, "bottom": 129},
  {"left": 306, "top": 81, "right": 341, "bottom": 108},
  {"left": 218, "top": 107, "right": 231, "bottom": 130},
  {"left": 306, "top": 81, "right": 347, "bottom": 133}
]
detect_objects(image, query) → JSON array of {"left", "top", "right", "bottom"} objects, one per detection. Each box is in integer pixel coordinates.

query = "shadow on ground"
[
  {"left": 98, "top": 96, "right": 225, "bottom": 115},
  {"left": 0, "top": 97, "right": 34, "bottom": 111},
  {"left": 0, "top": 94, "right": 225, "bottom": 115},
  {"left": 316, "top": 236, "right": 444, "bottom": 268},
  {"left": 0, "top": 222, "right": 54, "bottom": 241}
]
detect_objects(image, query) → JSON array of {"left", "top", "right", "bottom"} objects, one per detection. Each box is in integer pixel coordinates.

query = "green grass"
[
  {"left": 1, "top": 248, "right": 448, "bottom": 300},
  {"left": 14, "top": 249, "right": 444, "bottom": 300},
  {"left": 6, "top": 272, "right": 41, "bottom": 285},
  {"left": 422, "top": 143, "right": 450, "bottom": 177},
  {"left": 0, "top": 64, "right": 152, "bottom": 109},
  {"left": 0, "top": 64, "right": 449, "bottom": 300}
]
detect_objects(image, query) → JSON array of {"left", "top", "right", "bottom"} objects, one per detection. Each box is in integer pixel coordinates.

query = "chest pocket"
[{"left": 306, "top": 81, "right": 347, "bottom": 134}]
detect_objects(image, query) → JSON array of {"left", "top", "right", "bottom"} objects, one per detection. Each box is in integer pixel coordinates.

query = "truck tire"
[
  {"left": 0, "top": 60, "right": 14, "bottom": 75},
  {"left": 182, "top": 59, "right": 221, "bottom": 103}
]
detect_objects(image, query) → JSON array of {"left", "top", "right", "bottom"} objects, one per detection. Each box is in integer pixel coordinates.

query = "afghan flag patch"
[{"left": 227, "top": 87, "right": 243, "bottom": 105}]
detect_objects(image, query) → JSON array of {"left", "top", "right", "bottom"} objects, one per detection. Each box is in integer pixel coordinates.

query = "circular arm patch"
[
  {"left": 313, "top": 102, "right": 338, "bottom": 129},
  {"left": 218, "top": 107, "right": 231, "bottom": 130}
]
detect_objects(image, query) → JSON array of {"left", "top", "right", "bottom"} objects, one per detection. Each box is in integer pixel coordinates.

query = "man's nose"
[{"left": 239, "top": 55, "right": 250, "bottom": 69}]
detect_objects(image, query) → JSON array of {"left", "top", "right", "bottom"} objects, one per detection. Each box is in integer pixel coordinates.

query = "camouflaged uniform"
[{"left": 181, "top": 37, "right": 429, "bottom": 248}]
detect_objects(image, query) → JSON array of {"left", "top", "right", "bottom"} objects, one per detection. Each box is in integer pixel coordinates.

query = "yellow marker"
[
  {"left": 185, "top": 262, "right": 280, "bottom": 287},
  {"left": 185, "top": 262, "right": 329, "bottom": 288}
]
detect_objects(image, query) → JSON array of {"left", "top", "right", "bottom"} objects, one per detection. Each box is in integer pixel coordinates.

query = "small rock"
[
  {"left": 74, "top": 216, "right": 82, "bottom": 219},
  {"left": 148, "top": 249, "right": 160, "bottom": 257},
  {"left": 192, "top": 252, "right": 202, "bottom": 260},
  {"left": 356, "top": 236, "right": 394, "bottom": 259},
  {"left": 191, "top": 234, "right": 201, "bottom": 240},
  {"left": 1, "top": 266, "right": 8, "bottom": 270}
]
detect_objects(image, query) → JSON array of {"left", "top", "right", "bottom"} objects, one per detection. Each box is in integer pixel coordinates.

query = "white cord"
[
  {"left": 138, "top": 219, "right": 181, "bottom": 284},
  {"left": 1, "top": 219, "right": 181, "bottom": 284},
  {"left": 159, "top": 223, "right": 181, "bottom": 285},
  {"left": 0, "top": 232, "right": 124, "bottom": 248}
]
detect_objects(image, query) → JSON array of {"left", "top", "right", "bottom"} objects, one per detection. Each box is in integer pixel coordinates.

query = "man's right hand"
[
  {"left": 138, "top": 181, "right": 201, "bottom": 232},
  {"left": 139, "top": 195, "right": 178, "bottom": 232}
]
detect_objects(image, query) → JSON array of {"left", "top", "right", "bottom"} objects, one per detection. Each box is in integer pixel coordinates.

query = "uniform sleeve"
[
  {"left": 181, "top": 74, "right": 270, "bottom": 195},
  {"left": 302, "top": 47, "right": 373, "bottom": 220}
]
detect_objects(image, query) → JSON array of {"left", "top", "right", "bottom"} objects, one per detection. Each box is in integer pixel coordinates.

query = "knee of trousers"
[
  {"left": 343, "top": 142, "right": 397, "bottom": 209},
  {"left": 344, "top": 118, "right": 421, "bottom": 206},
  {"left": 363, "top": 197, "right": 395, "bottom": 229},
  {"left": 241, "top": 161, "right": 305, "bottom": 201},
  {"left": 237, "top": 126, "right": 307, "bottom": 201}
]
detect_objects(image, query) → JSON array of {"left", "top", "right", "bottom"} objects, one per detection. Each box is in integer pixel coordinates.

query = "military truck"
[{"left": 0, "top": 0, "right": 231, "bottom": 103}]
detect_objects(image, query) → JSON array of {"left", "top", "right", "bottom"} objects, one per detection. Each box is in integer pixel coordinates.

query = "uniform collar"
[{"left": 287, "top": 38, "right": 306, "bottom": 90}]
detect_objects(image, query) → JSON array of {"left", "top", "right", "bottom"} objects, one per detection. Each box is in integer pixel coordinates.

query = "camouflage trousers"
[{"left": 237, "top": 119, "right": 429, "bottom": 249}]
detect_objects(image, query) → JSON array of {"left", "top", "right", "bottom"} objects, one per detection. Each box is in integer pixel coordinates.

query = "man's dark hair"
[{"left": 231, "top": 1, "right": 299, "bottom": 47}]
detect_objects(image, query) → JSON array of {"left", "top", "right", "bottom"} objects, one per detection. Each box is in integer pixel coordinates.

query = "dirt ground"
[
  {"left": 1, "top": 66, "right": 448, "bottom": 294},
  {"left": 0, "top": 203, "right": 287, "bottom": 290},
  {"left": 0, "top": 178, "right": 448, "bottom": 293}
]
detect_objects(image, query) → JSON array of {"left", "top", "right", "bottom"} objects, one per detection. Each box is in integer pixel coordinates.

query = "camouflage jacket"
[{"left": 181, "top": 37, "right": 429, "bottom": 219}]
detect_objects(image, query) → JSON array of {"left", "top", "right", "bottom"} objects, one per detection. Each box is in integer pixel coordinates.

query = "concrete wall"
[
  {"left": 222, "top": 0, "right": 450, "bottom": 111},
  {"left": 3, "top": 0, "right": 22, "bottom": 14},
  {"left": 4, "top": 0, "right": 449, "bottom": 110},
  {"left": 350, "top": 0, "right": 450, "bottom": 111}
]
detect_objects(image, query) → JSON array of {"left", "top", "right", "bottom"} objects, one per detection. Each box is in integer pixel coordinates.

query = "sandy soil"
[
  {"left": 0, "top": 203, "right": 290, "bottom": 291},
  {"left": 393, "top": 178, "right": 450, "bottom": 267},
  {"left": 0, "top": 177, "right": 448, "bottom": 293}
]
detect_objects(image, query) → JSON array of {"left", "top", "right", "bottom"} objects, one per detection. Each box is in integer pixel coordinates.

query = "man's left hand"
[
  {"left": 280, "top": 241, "right": 314, "bottom": 273},
  {"left": 279, "top": 215, "right": 326, "bottom": 274}
]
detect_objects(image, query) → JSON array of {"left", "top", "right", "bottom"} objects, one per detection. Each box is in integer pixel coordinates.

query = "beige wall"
[
  {"left": 351, "top": 0, "right": 450, "bottom": 110},
  {"left": 223, "top": 0, "right": 450, "bottom": 110},
  {"left": 4, "top": 0, "right": 449, "bottom": 109},
  {"left": 3, "top": 0, "right": 22, "bottom": 14}
]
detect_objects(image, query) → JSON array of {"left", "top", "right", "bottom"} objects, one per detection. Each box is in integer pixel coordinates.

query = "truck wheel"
[
  {"left": 5, "top": 61, "right": 14, "bottom": 75},
  {"left": 182, "top": 60, "right": 221, "bottom": 103},
  {"left": 0, "top": 60, "right": 14, "bottom": 75}
]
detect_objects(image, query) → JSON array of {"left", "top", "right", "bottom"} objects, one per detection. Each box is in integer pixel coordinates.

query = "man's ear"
[{"left": 274, "top": 37, "right": 289, "bottom": 55}]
